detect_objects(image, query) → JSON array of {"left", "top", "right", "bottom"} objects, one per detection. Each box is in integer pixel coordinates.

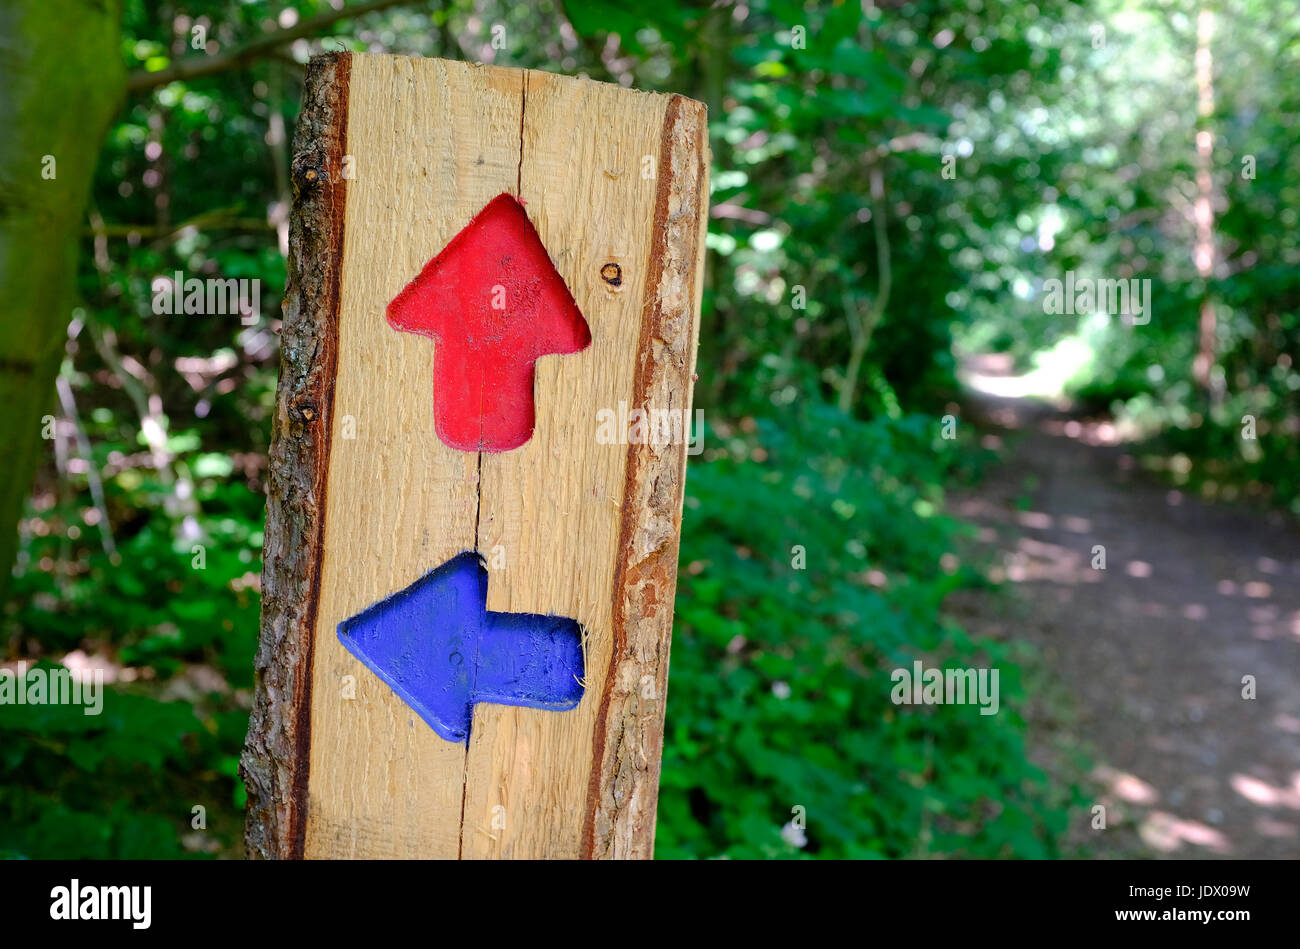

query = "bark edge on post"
[
  {"left": 240, "top": 52, "right": 351, "bottom": 860},
  {"left": 581, "top": 94, "right": 710, "bottom": 859}
]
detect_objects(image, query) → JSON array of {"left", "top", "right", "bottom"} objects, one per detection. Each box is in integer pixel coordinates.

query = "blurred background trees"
[{"left": 1, "top": 0, "right": 1295, "bottom": 858}]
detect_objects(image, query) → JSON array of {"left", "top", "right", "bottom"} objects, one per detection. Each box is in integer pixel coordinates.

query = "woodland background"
[{"left": 1, "top": 0, "right": 1297, "bottom": 858}]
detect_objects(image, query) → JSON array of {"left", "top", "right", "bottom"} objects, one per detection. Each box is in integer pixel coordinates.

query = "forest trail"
[{"left": 946, "top": 357, "right": 1300, "bottom": 858}]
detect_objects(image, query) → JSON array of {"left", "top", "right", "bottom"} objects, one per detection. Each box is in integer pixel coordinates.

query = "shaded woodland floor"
[{"left": 946, "top": 361, "right": 1300, "bottom": 859}]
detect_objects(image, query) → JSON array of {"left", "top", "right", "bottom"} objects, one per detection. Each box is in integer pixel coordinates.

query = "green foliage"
[
  {"left": 0, "top": 0, "right": 1137, "bottom": 860},
  {"left": 0, "top": 663, "right": 247, "bottom": 858},
  {"left": 660, "top": 407, "right": 1068, "bottom": 858},
  {"left": 949, "top": 0, "right": 1300, "bottom": 512}
]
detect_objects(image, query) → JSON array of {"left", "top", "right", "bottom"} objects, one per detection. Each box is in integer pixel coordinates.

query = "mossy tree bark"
[{"left": 0, "top": 0, "right": 125, "bottom": 598}]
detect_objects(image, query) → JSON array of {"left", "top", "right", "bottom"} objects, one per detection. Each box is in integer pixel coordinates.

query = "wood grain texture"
[
  {"left": 244, "top": 52, "right": 708, "bottom": 859},
  {"left": 462, "top": 71, "right": 674, "bottom": 859},
  {"left": 302, "top": 53, "right": 511, "bottom": 859},
  {"left": 582, "top": 95, "right": 709, "bottom": 860}
]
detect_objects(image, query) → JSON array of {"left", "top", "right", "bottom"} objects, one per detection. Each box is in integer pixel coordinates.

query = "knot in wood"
[
  {"left": 291, "top": 154, "right": 328, "bottom": 196},
  {"left": 292, "top": 399, "right": 319, "bottom": 423}
]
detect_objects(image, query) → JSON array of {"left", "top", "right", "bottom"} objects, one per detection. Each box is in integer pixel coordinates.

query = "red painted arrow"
[{"left": 386, "top": 193, "right": 591, "bottom": 452}]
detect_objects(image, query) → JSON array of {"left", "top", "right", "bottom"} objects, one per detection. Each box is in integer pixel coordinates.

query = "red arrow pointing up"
[{"left": 387, "top": 193, "right": 591, "bottom": 452}]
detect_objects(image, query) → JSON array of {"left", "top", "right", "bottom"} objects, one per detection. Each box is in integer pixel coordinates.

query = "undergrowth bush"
[{"left": 658, "top": 403, "right": 1072, "bottom": 858}]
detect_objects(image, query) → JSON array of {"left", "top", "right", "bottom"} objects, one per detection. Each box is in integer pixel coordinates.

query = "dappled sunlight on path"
[{"left": 948, "top": 374, "right": 1300, "bottom": 858}]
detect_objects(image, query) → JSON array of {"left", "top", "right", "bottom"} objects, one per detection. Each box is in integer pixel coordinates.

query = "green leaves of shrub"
[{"left": 658, "top": 404, "right": 1069, "bottom": 859}]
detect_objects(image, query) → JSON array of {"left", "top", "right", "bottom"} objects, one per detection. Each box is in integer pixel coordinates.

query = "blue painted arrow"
[{"left": 337, "top": 552, "right": 585, "bottom": 743}]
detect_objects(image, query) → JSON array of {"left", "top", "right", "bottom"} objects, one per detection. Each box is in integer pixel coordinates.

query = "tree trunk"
[
  {"left": 1191, "top": 8, "right": 1220, "bottom": 405},
  {"left": 0, "top": 0, "right": 124, "bottom": 599}
]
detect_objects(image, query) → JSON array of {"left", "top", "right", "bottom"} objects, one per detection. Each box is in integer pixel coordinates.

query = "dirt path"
[{"left": 946, "top": 382, "right": 1300, "bottom": 859}]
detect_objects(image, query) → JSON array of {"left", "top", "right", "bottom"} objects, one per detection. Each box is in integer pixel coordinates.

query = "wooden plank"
[
  {"left": 300, "top": 53, "right": 520, "bottom": 859},
  {"left": 582, "top": 93, "right": 709, "bottom": 860},
  {"left": 243, "top": 51, "right": 709, "bottom": 859},
  {"left": 463, "top": 77, "right": 708, "bottom": 859}
]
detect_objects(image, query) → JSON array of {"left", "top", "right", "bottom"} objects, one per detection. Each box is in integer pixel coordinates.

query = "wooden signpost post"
[{"left": 241, "top": 53, "right": 709, "bottom": 859}]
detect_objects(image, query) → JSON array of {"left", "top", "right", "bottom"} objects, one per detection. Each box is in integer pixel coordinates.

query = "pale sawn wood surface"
[{"left": 295, "top": 53, "right": 708, "bottom": 859}]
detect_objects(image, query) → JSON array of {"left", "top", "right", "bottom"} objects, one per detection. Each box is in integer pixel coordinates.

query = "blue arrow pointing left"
[{"left": 337, "top": 552, "right": 585, "bottom": 743}]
